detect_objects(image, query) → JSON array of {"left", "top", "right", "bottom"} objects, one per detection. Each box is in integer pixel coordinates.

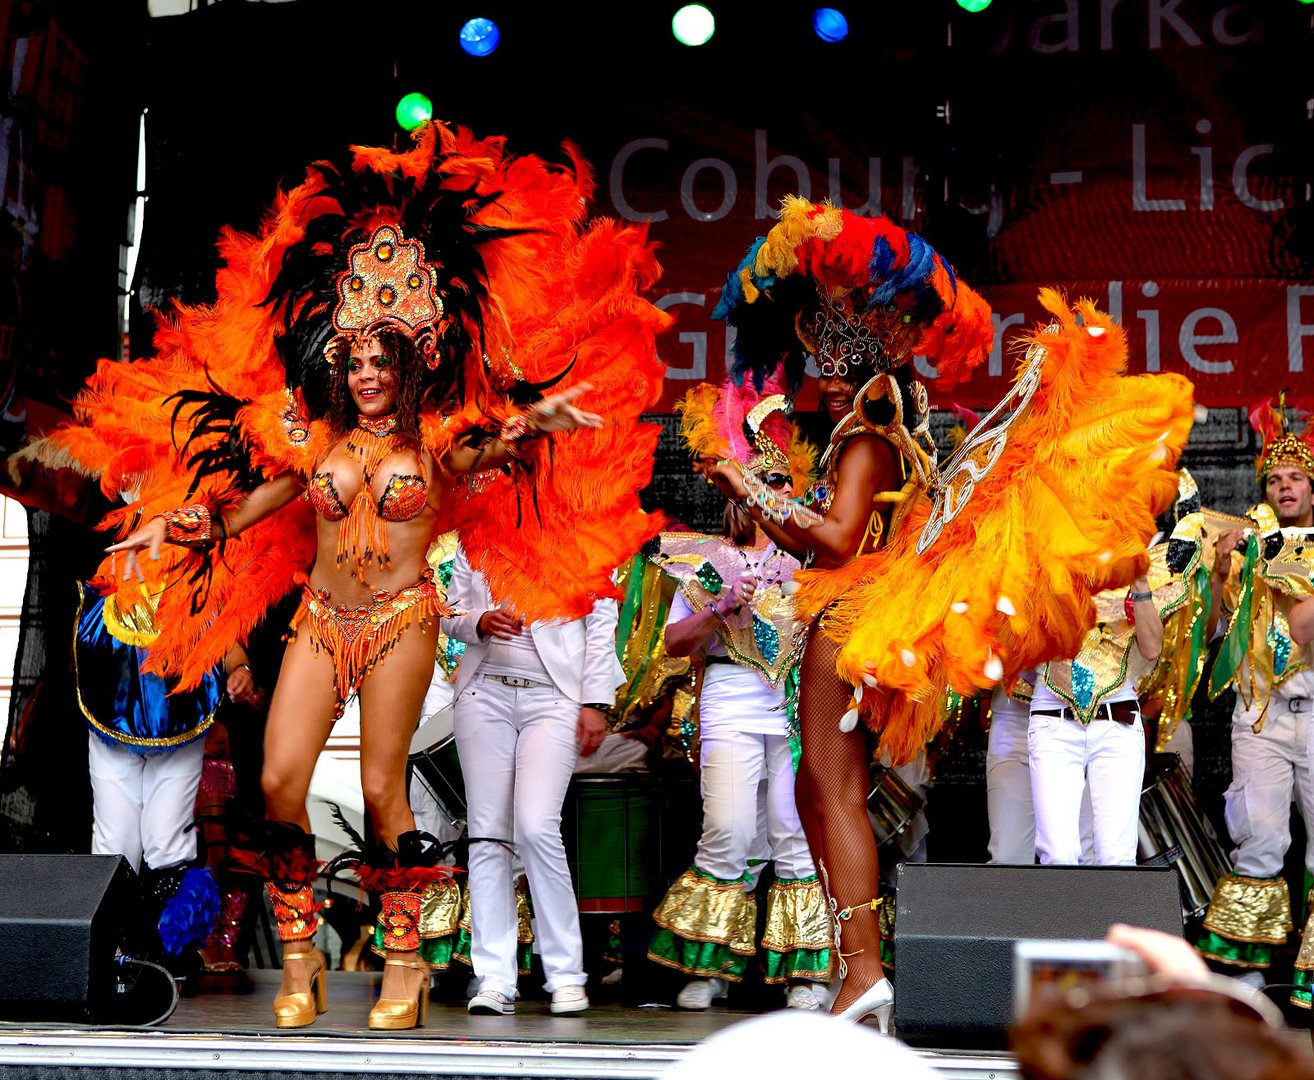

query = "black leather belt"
[
  {"left": 1033, "top": 701, "right": 1140, "bottom": 726},
  {"left": 705, "top": 655, "right": 735, "bottom": 665}
]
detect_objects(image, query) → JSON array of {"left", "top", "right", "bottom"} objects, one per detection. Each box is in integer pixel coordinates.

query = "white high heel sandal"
[
  {"left": 836, "top": 975, "right": 894, "bottom": 1031},
  {"left": 824, "top": 885, "right": 894, "bottom": 1031}
]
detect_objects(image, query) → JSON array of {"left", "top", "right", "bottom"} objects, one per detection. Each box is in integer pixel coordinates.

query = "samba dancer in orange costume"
[
  {"left": 20, "top": 120, "right": 668, "bottom": 1029},
  {"left": 704, "top": 198, "right": 1195, "bottom": 1023}
]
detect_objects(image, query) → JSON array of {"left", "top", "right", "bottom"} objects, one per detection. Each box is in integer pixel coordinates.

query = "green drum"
[{"left": 564, "top": 775, "right": 662, "bottom": 913}]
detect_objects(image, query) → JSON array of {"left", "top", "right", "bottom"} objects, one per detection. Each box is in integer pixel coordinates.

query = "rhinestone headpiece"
[
  {"left": 1253, "top": 395, "right": 1314, "bottom": 484},
  {"left": 802, "top": 288, "right": 920, "bottom": 381},
  {"left": 331, "top": 224, "right": 443, "bottom": 367},
  {"left": 744, "top": 394, "right": 792, "bottom": 474},
  {"left": 1258, "top": 432, "right": 1314, "bottom": 483}
]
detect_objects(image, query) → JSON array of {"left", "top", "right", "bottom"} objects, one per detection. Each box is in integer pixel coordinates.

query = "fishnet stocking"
[{"left": 795, "top": 621, "right": 885, "bottom": 1014}]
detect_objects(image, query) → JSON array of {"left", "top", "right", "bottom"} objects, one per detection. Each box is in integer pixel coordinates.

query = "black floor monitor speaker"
[
  {"left": 893, "top": 862, "right": 1183, "bottom": 1049},
  {"left": 0, "top": 854, "right": 134, "bottom": 1021}
]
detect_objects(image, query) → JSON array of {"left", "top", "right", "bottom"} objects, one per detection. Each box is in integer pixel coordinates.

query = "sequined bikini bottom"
[{"left": 294, "top": 568, "right": 452, "bottom": 718}]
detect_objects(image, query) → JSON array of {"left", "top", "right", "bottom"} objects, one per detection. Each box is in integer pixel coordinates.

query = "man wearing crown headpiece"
[{"left": 1195, "top": 400, "right": 1314, "bottom": 1004}]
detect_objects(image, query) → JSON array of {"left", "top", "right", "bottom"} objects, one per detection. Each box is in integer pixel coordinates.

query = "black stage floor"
[{"left": 0, "top": 970, "right": 1021, "bottom": 1079}]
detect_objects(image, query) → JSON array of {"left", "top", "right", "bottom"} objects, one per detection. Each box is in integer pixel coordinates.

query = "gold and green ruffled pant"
[
  {"left": 371, "top": 878, "right": 534, "bottom": 973},
  {"left": 1293, "top": 890, "right": 1314, "bottom": 1009},
  {"left": 647, "top": 867, "right": 832, "bottom": 984},
  {"left": 1196, "top": 873, "right": 1293, "bottom": 971}
]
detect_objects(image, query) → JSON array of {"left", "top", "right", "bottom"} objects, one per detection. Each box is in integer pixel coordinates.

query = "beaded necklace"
[{"left": 337, "top": 413, "right": 401, "bottom": 577}]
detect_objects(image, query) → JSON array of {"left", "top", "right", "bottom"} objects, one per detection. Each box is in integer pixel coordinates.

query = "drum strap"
[{"left": 466, "top": 836, "right": 518, "bottom": 854}]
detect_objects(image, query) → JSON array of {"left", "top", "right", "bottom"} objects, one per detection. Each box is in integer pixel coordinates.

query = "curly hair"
[{"left": 324, "top": 327, "right": 430, "bottom": 447}]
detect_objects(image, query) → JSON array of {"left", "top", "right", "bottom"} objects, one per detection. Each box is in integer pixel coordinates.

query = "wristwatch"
[{"left": 582, "top": 702, "right": 614, "bottom": 715}]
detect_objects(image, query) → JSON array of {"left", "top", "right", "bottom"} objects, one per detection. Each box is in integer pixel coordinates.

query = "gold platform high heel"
[
  {"left": 264, "top": 822, "right": 327, "bottom": 1029},
  {"left": 368, "top": 956, "right": 430, "bottom": 1030},
  {"left": 273, "top": 948, "right": 328, "bottom": 1028}
]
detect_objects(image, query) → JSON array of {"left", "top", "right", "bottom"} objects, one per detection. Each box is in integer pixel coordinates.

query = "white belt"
[{"left": 482, "top": 673, "right": 549, "bottom": 688}]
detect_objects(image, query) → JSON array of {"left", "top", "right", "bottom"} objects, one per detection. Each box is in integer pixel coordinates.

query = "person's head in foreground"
[
  {"left": 1010, "top": 924, "right": 1310, "bottom": 1080},
  {"left": 663, "top": 1010, "right": 937, "bottom": 1079}
]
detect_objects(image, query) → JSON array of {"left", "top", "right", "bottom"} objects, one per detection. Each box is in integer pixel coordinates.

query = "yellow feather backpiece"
[{"left": 794, "top": 289, "right": 1195, "bottom": 765}]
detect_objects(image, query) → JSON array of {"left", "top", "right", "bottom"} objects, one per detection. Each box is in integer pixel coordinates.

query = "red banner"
[{"left": 649, "top": 278, "right": 1314, "bottom": 412}]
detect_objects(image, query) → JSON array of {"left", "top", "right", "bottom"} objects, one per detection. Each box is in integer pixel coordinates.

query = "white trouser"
[
  {"left": 1028, "top": 710, "right": 1144, "bottom": 866},
  {"left": 454, "top": 676, "right": 586, "bottom": 997},
  {"left": 87, "top": 731, "right": 205, "bottom": 873},
  {"left": 989, "top": 710, "right": 1096, "bottom": 864},
  {"left": 694, "top": 729, "right": 814, "bottom": 883},
  {"left": 987, "top": 707, "right": 1037, "bottom": 864},
  {"left": 1224, "top": 705, "right": 1314, "bottom": 878}
]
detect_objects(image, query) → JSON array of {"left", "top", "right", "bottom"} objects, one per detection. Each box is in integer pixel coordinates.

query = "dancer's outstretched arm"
[
  {"left": 106, "top": 471, "right": 305, "bottom": 580},
  {"left": 699, "top": 435, "right": 900, "bottom": 567},
  {"left": 444, "top": 382, "right": 603, "bottom": 475}
]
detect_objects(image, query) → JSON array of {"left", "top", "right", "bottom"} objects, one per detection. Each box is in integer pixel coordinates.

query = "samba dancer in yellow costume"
[
  {"left": 646, "top": 370, "right": 833, "bottom": 1011},
  {"left": 703, "top": 198, "right": 1195, "bottom": 1022},
  {"left": 1195, "top": 403, "right": 1314, "bottom": 1005}
]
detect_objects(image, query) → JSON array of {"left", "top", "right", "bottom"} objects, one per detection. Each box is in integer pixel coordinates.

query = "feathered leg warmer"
[{"left": 263, "top": 822, "right": 324, "bottom": 945}]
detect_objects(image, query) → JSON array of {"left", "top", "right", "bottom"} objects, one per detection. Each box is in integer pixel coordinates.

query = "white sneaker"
[
  {"left": 600, "top": 966, "right": 624, "bottom": 987},
  {"left": 1233, "top": 970, "right": 1267, "bottom": 991},
  {"left": 676, "top": 977, "right": 729, "bottom": 1010},
  {"left": 468, "top": 989, "right": 516, "bottom": 1015},
  {"left": 785, "top": 981, "right": 828, "bottom": 1010},
  {"left": 550, "top": 985, "right": 590, "bottom": 1014}
]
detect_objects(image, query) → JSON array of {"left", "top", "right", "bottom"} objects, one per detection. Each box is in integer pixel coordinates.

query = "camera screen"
[{"left": 1013, "top": 940, "right": 1144, "bottom": 1018}]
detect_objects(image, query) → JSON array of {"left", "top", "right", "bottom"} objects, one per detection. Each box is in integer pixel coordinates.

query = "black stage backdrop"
[{"left": 5, "top": 0, "right": 1314, "bottom": 860}]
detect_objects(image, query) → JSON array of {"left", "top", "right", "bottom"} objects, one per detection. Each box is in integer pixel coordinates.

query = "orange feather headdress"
[{"left": 16, "top": 119, "right": 671, "bottom": 689}]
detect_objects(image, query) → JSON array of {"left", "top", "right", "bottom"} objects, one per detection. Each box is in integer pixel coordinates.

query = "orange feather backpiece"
[
  {"left": 795, "top": 290, "right": 1195, "bottom": 764},
  {"left": 20, "top": 119, "right": 671, "bottom": 689}
]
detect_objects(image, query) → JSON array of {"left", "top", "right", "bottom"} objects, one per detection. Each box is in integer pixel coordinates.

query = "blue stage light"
[
  {"left": 460, "top": 17, "right": 501, "bottom": 57},
  {"left": 813, "top": 8, "right": 848, "bottom": 43}
]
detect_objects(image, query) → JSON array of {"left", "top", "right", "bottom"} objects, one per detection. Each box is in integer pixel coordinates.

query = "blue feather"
[{"left": 158, "top": 867, "right": 221, "bottom": 956}]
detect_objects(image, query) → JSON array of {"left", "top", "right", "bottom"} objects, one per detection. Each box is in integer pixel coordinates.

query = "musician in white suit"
[{"left": 442, "top": 545, "right": 624, "bottom": 1016}]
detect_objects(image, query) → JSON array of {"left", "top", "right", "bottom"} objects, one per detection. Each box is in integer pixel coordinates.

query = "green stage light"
[
  {"left": 956, "top": 0, "right": 993, "bottom": 11},
  {"left": 395, "top": 92, "right": 433, "bottom": 132},
  {"left": 673, "top": 4, "right": 715, "bottom": 46}
]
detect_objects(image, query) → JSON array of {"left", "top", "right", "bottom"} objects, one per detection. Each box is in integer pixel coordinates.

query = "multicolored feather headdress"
[
  {"left": 676, "top": 364, "right": 816, "bottom": 491},
  {"left": 1250, "top": 396, "right": 1314, "bottom": 483},
  {"left": 711, "top": 196, "right": 994, "bottom": 392}
]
